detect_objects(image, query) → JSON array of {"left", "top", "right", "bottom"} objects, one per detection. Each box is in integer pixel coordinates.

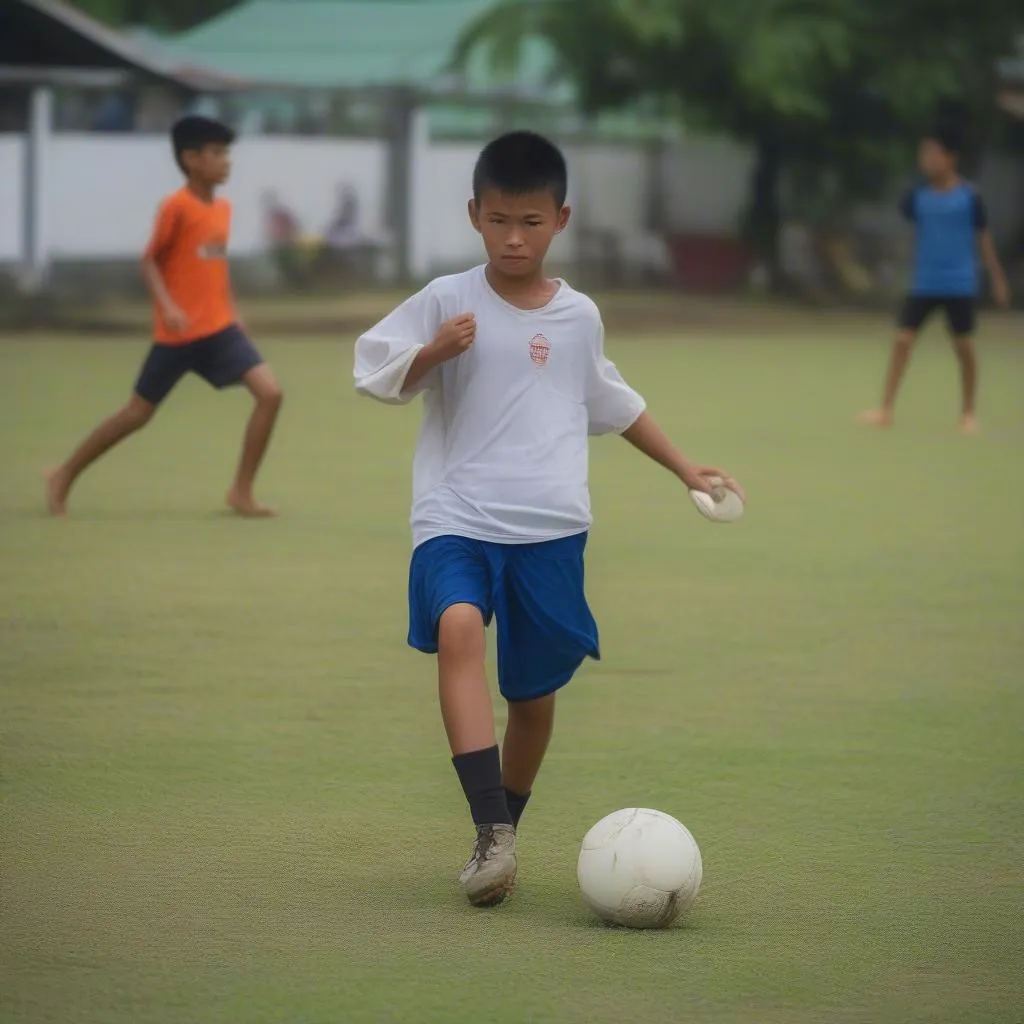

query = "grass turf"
[{"left": 1, "top": 318, "right": 1022, "bottom": 1023}]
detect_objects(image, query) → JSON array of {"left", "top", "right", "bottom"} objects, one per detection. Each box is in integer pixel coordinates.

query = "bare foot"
[
  {"left": 959, "top": 414, "right": 981, "bottom": 436},
  {"left": 226, "top": 489, "right": 276, "bottom": 518},
  {"left": 857, "top": 408, "right": 894, "bottom": 428},
  {"left": 45, "top": 468, "right": 70, "bottom": 517}
]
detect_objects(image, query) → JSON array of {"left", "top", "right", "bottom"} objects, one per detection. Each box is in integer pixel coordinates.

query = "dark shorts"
[
  {"left": 407, "top": 533, "right": 600, "bottom": 702},
  {"left": 898, "top": 296, "right": 976, "bottom": 336},
  {"left": 134, "top": 324, "right": 264, "bottom": 406}
]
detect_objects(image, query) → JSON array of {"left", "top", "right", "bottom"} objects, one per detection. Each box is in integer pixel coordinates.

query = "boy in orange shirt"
[{"left": 46, "top": 116, "right": 283, "bottom": 517}]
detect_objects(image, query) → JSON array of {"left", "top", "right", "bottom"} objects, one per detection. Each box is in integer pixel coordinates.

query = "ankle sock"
[
  {"left": 452, "top": 746, "right": 513, "bottom": 826},
  {"left": 504, "top": 788, "right": 531, "bottom": 828}
]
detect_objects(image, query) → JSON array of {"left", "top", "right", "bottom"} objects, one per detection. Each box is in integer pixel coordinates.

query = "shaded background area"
[{"left": 2, "top": 0, "right": 1024, "bottom": 306}]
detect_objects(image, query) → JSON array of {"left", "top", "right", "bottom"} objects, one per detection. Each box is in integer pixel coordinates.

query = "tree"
[
  {"left": 453, "top": 0, "right": 1024, "bottom": 285},
  {"left": 69, "top": 0, "right": 240, "bottom": 31}
]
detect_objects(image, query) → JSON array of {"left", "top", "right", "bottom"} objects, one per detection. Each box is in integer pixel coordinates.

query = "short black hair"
[
  {"left": 171, "top": 115, "right": 235, "bottom": 173},
  {"left": 472, "top": 131, "right": 568, "bottom": 208},
  {"left": 926, "top": 123, "right": 965, "bottom": 157}
]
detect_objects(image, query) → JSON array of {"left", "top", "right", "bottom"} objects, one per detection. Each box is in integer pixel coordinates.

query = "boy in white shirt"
[{"left": 354, "top": 131, "right": 742, "bottom": 908}]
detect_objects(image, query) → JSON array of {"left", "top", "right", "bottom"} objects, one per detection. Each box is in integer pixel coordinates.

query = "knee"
[
  {"left": 121, "top": 397, "right": 155, "bottom": 430},
  {"left": 895, "top": 329, "right": 916, "bottom": 350},
  {"left": 508, "top": 693, "right": 556, "bottom": 727},
  {"left": 257, "top": 383, "right": 284, "bottom": 410},
  {"left": 438, "top": 603, "right": 485, "bottom": 658}
]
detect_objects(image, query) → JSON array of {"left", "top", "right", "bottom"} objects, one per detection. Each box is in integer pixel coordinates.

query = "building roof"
[
  {"left": 166, "top": 0, "right": 562, "bottom": 95},
  {"left": 162, "top": 0, "right": 680, "bottom": 141},
  {"left": 0, "top": 0, "right": 244, "bottom": 90}
]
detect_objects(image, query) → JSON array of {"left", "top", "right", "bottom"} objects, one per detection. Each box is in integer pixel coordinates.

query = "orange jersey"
[{"left": 145, "top": 188, "right": 235, "bottom": 344}]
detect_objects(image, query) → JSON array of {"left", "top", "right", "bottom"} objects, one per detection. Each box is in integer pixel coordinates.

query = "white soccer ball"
[
  {"left": 577, "top": 808, "right": 703, "bottom": 929},
  {"left": 690, "top": 476, "right": 744, "bottom": 523}
]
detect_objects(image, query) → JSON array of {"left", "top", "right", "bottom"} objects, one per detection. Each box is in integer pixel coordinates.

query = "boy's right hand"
[
  {"left": 163, "top": 303, "right": 190, "bottom": 334},
  {"left": 428, "top": 314, "right": 476, "bottom": 361}
]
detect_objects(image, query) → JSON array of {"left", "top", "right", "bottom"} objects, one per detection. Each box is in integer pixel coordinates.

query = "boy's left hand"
[
  {"left": 993, "top": 277, "right": 1011, "bottom": 309},
  {"left": 682, "top": 464, "right": 745, "bottom": 503}
]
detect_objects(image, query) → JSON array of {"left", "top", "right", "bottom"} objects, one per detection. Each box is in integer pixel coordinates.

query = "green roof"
[
  {"left": 165, "top": 0, "right": 677, "bottom": 141},
  {"left": 167, "top": 0, "right": 560, "bottom": 93}
]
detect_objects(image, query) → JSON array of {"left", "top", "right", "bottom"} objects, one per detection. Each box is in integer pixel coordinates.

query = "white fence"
[
  {"left": 0, "top": 138, "right": 24, "bottom": 263},
  {"left": 2, "top": 131, "right": 1018, "bottom": 277},
  {"left": 0, "top": 131, "right": 754, "bottom": 275}
]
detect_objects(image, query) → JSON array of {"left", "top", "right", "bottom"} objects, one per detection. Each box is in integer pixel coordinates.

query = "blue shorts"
[{"left": 408, "top": 533, "right": 600, "bottom": 702}]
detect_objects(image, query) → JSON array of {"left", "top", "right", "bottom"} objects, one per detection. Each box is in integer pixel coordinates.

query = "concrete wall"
[
  {"left": 0, "top": 131, "right": 753, "bottom": 274},
  {"left": 0, "top": 137, "right": 25, "bottom": 264},
  {"left": 3, "top": 130, "right": 1017, "bottom": 278}
]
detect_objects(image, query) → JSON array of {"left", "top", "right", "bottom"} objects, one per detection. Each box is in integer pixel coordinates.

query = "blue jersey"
[{"left": 901, "top": 182, "right": 988, "bottom": 297}]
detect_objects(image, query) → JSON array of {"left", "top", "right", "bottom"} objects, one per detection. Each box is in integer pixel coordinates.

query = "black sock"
[
  {"left": 452, "top": 746, "right": 512, "bottom": 826},
  {"left": 504, "top": 788, "right": 531, "bottom": 828}
]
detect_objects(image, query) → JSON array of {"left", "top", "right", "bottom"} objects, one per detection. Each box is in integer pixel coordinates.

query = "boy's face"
[
  {"left": 918, "top": 139, "right": 956, "bottom": 181},
  {"left": 183, "top": 142, "right": 232, "bottom": 186},
  {"left": 469, "top": 189, "right": 570, "bottom": 278}
]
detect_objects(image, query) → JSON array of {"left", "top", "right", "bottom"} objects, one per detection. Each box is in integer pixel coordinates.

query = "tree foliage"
[
  {"left": 68, "top": 0, "right": 240, "bottom": 31},
  {"left": 453, "top": 0, "right": 1024, "bottom": 273}
]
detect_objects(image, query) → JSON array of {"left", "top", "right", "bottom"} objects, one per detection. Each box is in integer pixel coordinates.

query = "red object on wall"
[{"left": 667, "top": 234, "right": 754, "bottom": 292}]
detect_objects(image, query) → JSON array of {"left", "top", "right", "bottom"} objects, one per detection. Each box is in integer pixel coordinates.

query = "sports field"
[{"left": 2, "top": 311, "right": 1022, "bottom": 1023}]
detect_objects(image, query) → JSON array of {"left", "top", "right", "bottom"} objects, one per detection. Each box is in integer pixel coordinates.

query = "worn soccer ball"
[{"left": 577, "top": 808, "right": 703, "bottom": 929}]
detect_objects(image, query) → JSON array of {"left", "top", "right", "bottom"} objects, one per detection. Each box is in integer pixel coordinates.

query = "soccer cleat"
[{"left": 459, "top": 823, "right": 517, "bottom": 907}]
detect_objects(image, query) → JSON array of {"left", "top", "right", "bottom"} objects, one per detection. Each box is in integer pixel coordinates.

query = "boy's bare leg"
[
  {"left": 501, "top": 693, "right": 556, "bottom": 826},
  {"left": 437, "top": 603, "right": 495, "bottom": 754},
  {"left": 226, "top": 364, "right": 283, "bottom": 517},
  {"left": 858, "top": 328, "right": 916, "bottom": 427},
  {"left": 953, "top": 335, "right": 980, "bottom": 433},
  {"left": 46, "top": 395, "right": 155, "bottom": 516},
  {"left": 438, "top": 603, "right": 515, "bottom": 907}
]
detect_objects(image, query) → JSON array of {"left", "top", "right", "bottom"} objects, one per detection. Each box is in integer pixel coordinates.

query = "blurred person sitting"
[{"left": 262, "top": 190, "right": 306, "bottom": 287}]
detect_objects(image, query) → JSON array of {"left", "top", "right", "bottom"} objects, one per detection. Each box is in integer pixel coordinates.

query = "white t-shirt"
[{"left": 353, "top": 264, "right": 646, "bottom": 547}]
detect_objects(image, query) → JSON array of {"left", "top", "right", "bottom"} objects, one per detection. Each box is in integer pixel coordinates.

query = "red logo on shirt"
[{"left": 529, "top": 333, "right": 550, "bottom": 367}]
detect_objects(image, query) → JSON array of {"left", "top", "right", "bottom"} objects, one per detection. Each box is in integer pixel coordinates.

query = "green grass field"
[{"left": 2, "top": 315, "right": 1022, "bottom": 1023}]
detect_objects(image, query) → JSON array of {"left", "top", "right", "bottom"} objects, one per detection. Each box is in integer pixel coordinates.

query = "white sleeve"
[
  {"left": 586, "top": 321, "right": 646, "bottom": 435},
  {"left": 353, "top": 285, "right": 442, "bottom": 404}
]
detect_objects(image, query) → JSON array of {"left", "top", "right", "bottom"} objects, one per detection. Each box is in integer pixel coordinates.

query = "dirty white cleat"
[{"left": 459, "top": 823, "right": 517, "bottom": 907}]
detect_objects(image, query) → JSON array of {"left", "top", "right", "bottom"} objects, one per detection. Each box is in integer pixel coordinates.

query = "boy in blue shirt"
[{"left": 859, "top": 126, "right": 1010, "bottom": 434}]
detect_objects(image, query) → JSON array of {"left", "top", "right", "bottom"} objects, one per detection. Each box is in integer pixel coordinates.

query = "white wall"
[
  {"left": 46, "top": 135, "right": 180, "bottom": 258},
  {"left": 570, "top": 143, "right": 650, "bottom": 235},
  {"left": 3, "top": 130, "right": 1020, "bottom": 277},
  {"left": 0, "top": 137, "right": 25, "bottom": 262},
  {"left": 416, "top": 142, "right": 481, "bottom": 271},
  {"left": 661, "top": 136, "right": 755, "bottom": 235},
  {"left": 419, "top": 139, "right": 747, "bottom": 273},
  {"left": 230, "top": 136, "right": 388, "bottom": 253},
  {"left": 38, "top": 134, "right": 388, "bottom": 259},
  {"left": 0, "top": 130, "right": 753, "bottom": 272}
]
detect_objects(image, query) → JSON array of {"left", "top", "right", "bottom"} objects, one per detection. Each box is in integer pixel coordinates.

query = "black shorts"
[
  {"left": 898, "top": 296, "right": 976, "bottom": 336},
  {"left": 134, "top": 324, "right": 264, "bottom": 406}
]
